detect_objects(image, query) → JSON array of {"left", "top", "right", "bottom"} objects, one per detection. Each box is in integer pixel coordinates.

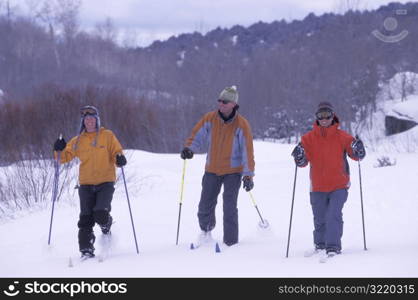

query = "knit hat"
[
  {"left": 79, "top": 105, "right": 101, "bottom": 133},
  {"left": 74, "top": 105, "right": 101, "bottom": 150},
  {"left": 219, "top": 85, "right": 239, "bottom": 103},
  {"left": 316, "top": 101, "right": 334, "bottom": 113}
]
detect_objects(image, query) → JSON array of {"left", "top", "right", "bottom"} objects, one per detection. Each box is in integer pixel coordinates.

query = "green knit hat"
[{"left": 219, "top": 85, "right": 238, "bottom": 103}]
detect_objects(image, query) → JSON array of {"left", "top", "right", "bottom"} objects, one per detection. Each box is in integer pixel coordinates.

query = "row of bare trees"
[
  {"left": 1, "top": 0, "right": 417, "bottom": 217},
  {"left": 0, "top": 1, "right": 417, "bottom": 150},
  {"left": 0, "top": 85, "right": 186, "bottom": 163},
  {"left": 0, "top": 84, "right": 188, "bottom": 217}
]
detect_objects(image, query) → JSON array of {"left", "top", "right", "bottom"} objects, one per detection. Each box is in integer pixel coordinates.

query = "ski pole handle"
[
  {"left": 55, "top": 133, "right": 64, "bottom": 154},
  {"left": 179, "top": 160, "right": 187, "bottom": 204},
  {"left": 176, "top": 160, "right": 187, "bottom": 245}
]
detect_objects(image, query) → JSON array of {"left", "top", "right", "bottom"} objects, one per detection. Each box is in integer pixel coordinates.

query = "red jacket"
[{"left": 300, "top": 117, "right": 357, "bottom": 192}]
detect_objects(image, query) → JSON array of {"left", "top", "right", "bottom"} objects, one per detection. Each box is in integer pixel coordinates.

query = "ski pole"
[
  {"left": 121, "top": 166, "right": 139, "bottom": 254},
  {"left": 176, "top": 160, "right": 187, "bottom": 245},
  {"left": 355, "top": 135, "right": 367, "bottom": 251},
  {"left": 248, "top": 191, "right": 269, "bottom": 228},
  {"left": 48, "top": 134, "right": 62, "bottom": 245},
  {"left": 358, "top": 159, "right": 367, "bottom": 251},
  {"left": 286, "top": 164, "right": 298, "bottom": 258}
]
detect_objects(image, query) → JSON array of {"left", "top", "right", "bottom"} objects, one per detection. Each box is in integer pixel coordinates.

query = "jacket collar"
[
  {"left": 217, "top": 106, "right": 238, "bottom": 123},
  {"left": 81, "top": 127, "right": 104, "bottom": 135}
]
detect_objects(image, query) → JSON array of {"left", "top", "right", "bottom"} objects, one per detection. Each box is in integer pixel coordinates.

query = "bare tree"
[
  {"left": 32, "top": 1, "right": 62, "bottom": 69},
  {"left": 31, "top": 0, "right": 81, "bottom": 68},
  {"left": 334, "top": 0, "right": 362, "bottom": 14},
  {"left": 55, "top": 0, "right": 81, "bottom": 43},
  {"left": 121, "top": 27, "right": 138, "bottom": 48},
  {"left": 95, "top": 17, "right": 118, "bottom": 43},
  {"left": 0, "top": 0, "right": 17, "bottom": 23}
]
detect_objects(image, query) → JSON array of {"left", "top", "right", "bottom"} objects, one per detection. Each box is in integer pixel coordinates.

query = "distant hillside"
[
  {"left": 136, "top": 2, "right": 418, "bottom": 137},
  {"left": 0, "top": 2, "right": 417, "bottom": 158}
]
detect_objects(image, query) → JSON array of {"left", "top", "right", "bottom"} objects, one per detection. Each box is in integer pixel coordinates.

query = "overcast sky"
[{"left": 13, "top": 0, "right": 414, "bottom": 47}]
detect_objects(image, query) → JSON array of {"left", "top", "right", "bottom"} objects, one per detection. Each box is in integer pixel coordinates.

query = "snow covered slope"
[
  {"left": 360, "top": 94, "right": 418, "bottom": 153},
  {"left": 0, "top": 141, "right": 417, "bottom": 277},
  {"left": 387, "top": 95, "right": 418, "bottom": 122}
]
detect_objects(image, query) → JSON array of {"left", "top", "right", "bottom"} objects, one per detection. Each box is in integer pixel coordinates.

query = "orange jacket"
[
  {"left": 300, "top": 118, "right": 357, "bottom": 192},
  {"left": 57, "top": 127, "right": 123, "bottom": 185},
  {"left": 185, "top": 111, "right": 255, "bottom": 177}
]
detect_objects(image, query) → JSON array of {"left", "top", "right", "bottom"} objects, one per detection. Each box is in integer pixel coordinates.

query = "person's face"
[
  {"left": 316, "top": 110, "right": 334, "bottom": 127},
  {"left": 84, "top": 115, "right": 97, "bottom": 132},
  {"left": 218, "top": 99, "right": 236, "bottom": 115}
]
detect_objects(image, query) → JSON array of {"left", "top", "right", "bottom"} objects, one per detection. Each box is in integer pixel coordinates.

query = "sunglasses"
[
  {"left": 80, "top": 107, "right": 98, "bottom": 117},
  {"left": 218, "top": 99, "right": 232, "bottom": 104},
  {"left": 316, "top": 110, "right": 333, "bottom": 120}
]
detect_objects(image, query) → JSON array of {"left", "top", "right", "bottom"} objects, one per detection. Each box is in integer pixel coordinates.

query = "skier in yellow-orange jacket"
[{"left": 53, "top": 105, "right": 127, "bottom": 258}]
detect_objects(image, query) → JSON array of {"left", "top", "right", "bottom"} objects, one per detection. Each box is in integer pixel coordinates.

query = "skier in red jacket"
[{"left": 292, "top": 102, "right": 366, "bottom": 257}]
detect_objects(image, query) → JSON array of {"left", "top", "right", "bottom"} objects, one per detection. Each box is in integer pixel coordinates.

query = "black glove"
[
  {"left": 180, "top": 147, "right": 194, "bottom": 160},
  {"left": 351, "top": 137, "right": 366, "bottom": 160},
  {"left": 116, "top": 154, "right": 127, "bottom": 167},
  {"left": 291, "top": 143, "right": 307, "bottom": 166},
  {"left": 53, "top": 137, "right": 67, "bottom": 151},
  {"left": 242, "top": 176, "right": 254, "bottom": 192}
]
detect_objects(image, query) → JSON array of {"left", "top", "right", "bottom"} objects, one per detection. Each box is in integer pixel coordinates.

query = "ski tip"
[
  {"left": 190, "top": 243, "right": 195, "bottom": 250},
  {"left": 215, "top": 242, "right": 221, "bottom": 253}
]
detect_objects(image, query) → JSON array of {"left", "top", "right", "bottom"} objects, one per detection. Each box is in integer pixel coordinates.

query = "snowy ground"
[{"left": 0, "top": 141, "right": 417, "bottom": 277}]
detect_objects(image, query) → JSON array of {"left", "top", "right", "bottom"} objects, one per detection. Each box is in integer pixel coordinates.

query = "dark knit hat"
[
  {"left": 316, "top": 102, "right": 334, "bottom": 113},
  {"left": 74, "top": 105, "right": 101, "bottom": 150},
  {"left": 79, "top": 105, "right": 101, "bottom": 134}
]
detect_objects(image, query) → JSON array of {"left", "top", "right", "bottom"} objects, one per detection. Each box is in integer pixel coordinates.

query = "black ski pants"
[{"left": 77, "top": 182, "right": 115, "bottom": 251}]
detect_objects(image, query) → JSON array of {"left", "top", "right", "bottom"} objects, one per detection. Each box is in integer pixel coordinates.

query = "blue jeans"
[{"left": 310, "top": 189, "right": 348, "bottom": 252}]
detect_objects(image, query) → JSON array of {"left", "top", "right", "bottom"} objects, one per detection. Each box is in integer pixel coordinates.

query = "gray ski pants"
[
  {"left": 310, "top": 188, "right": 348, "bottom": 252},
  {"left": 197, "top": 172, "right": 241, "bottom": 246}
]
